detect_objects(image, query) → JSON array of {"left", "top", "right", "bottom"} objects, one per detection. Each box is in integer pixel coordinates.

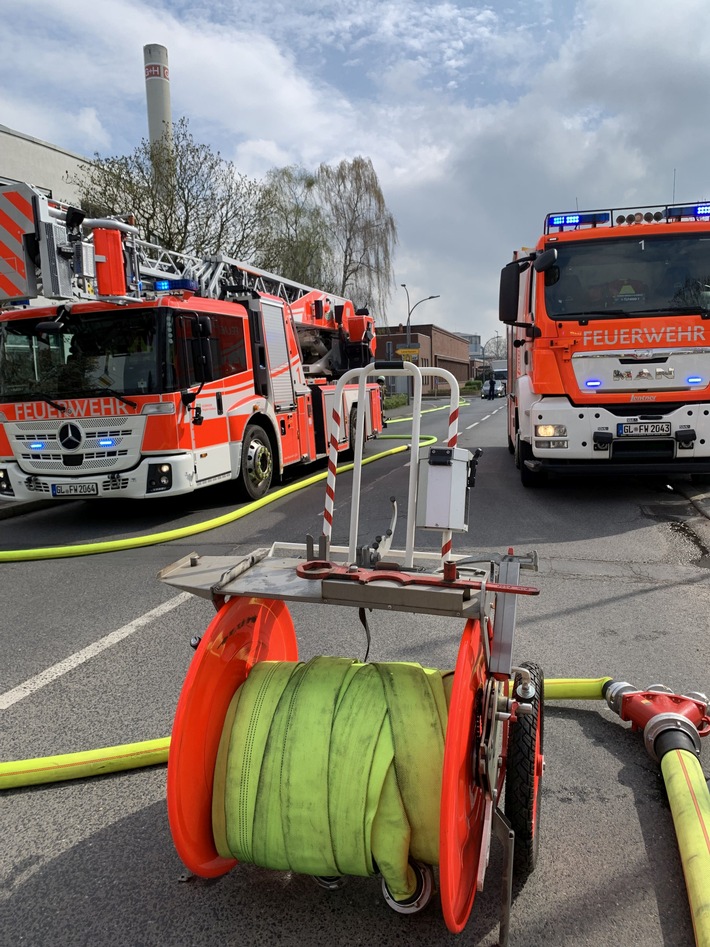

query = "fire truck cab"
[{"left": 500, "top": 203, "right": 710, "bottom": 487}]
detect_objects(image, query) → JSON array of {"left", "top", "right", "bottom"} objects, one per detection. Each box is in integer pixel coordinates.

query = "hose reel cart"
[{"left": 159, "top": 363, "right": 543, "bottom": 945}]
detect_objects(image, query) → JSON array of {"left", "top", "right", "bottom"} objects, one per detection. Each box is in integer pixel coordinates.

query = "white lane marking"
[
  {"left": 0, "top": 592, "right": 192, "bottom": 710},
  {"left": 466, "top": 405, "right": 503, "bottom": 430}
]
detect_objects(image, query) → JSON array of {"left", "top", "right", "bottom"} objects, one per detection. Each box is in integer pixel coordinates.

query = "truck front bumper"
[{"left": 0, "top": 454, "right": 198, "bottom": 501}]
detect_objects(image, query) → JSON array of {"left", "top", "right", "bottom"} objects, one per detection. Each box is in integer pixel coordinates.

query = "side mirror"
[
  {"left": 499, "top": 263, "right": 520, "bottom": 324},
  {"left": 533, "top": 248, "right": 558, "bottom": 273}
]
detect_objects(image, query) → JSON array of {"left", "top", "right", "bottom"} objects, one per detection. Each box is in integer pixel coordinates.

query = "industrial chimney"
[{"left": 143, "top": 44, "right": 172, "bottom": 145}]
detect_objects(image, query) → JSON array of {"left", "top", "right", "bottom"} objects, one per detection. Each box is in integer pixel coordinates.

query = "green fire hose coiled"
[{"left": 212, "top": 657, "right": 452, "bottom": 901}]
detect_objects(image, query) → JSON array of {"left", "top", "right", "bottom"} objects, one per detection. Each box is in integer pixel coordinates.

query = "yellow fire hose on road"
[{"left": 662, "top": 749, "right": 710, "bottom": 947}]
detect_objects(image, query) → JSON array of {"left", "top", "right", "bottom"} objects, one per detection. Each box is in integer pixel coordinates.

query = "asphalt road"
[{"left": 1, "top": 396, "right": 709, "bottom": 947}]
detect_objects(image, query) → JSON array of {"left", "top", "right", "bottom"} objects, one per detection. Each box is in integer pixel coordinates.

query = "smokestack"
[{"left": 143, "top": 44, "right": 172, "bottom": 145}]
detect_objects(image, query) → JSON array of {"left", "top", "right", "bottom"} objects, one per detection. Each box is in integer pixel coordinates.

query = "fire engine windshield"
[
  {"left": 544, "top": 233, "right": 710, "bottom": 320},
  {"left": 0, "top": 309, "right": 176, "bottom": 403}
]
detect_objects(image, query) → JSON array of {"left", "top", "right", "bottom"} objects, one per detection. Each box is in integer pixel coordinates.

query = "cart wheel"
[
  {"left": 381, "top": 861, "right": 434, "bottom": 914},
  {"left": 505, "top": 660, "right": 544, "bottom": 877}
]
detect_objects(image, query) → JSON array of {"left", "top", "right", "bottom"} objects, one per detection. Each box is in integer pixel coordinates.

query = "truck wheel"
[
  {"left": 239, "top": 426, "right": 274, "bottom": 500},
  {"left": 517, "top": 435, "right": 545, "bottom": 488},
  {"left": 505, "top": 661, "right": 544, "bottom": 878},
  {"left": 343, "top": 404, "right": 358, "bottom": 461}
]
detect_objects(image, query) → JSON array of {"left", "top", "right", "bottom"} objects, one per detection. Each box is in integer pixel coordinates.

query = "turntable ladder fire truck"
[
  {"left": 499, "top": 202, "right": 710, "bottom": 487},
  {"left": 0, "top": 182, "right": 382, "bottom": 502}
]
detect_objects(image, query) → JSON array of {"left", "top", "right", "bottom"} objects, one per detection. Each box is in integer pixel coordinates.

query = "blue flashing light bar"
[
  {"left": 98, "top": 438, "right": 116, "bottom": 448},
  {"left": 687, "top": 376, "right": 703, "bottom": 385},
  {"left": 29, "top": 441, "right": 45, "bottom": 450},
  {"left": 549, "top": 212, "right": 611, "bottom": 228},
  {"left": 667, "top": 204, "right": 710, "bottom": 218},
  {"left": 154, "top": 278, "right": 199, "bottom": 293},
  {"left": 585, "top": 379, "right": 602, "bottom": 388}
]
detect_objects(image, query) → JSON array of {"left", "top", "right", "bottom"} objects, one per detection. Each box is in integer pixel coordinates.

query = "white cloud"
[{"left": 4, "top": 0, "right": 710, "bottom": 339}]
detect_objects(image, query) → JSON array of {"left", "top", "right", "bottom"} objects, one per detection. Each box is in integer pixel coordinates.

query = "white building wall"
[{"left": 0, "top": 124, "right": 88, "bottom": 203}]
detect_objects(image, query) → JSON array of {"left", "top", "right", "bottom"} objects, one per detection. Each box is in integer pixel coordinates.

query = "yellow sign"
[{"left": 396, "top": 348, "right": 420, "bottom": 356}]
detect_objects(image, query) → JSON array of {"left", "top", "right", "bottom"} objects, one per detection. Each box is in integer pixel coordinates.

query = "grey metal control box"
[{"left": 415, "top": 445, "right": 472, "bottom": 531}]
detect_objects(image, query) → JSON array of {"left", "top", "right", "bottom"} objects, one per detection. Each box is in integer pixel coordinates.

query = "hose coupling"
[
  {"left": 644, "top": 713, "right": 702, "bottom": 762},
  {"left": 604, "top": 680, "right": 637, "bottom": 716}
]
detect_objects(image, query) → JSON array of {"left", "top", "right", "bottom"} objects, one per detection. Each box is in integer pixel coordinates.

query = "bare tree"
[
  {"left": 75, "top": 118, "right": 268, "bottom": 260},
  {"left": 255, "top": 166, "right": 329, "bottom": 287},
  {"left": 315, "top": 156, "right": 397, "bottom": 319},
  {"left": 259, "top": 157, "right": 397, "bottom": 318}
]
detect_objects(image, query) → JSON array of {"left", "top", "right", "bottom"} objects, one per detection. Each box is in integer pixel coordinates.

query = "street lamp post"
[{"left": 401, "top": 284, "right": 440, "bottom": 401}]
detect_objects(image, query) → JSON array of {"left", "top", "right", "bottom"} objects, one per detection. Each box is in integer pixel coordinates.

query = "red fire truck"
[
  {"left": 0, "top": 183, "right": 382, "bottom": 502},
  {"left": 500, "top": 202, "right": 710, "bottom": 486}
]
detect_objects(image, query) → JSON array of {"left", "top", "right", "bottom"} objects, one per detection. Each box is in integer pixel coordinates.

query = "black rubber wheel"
[
  {"left": 505, "top": 660, "right": 544, "bottom": 878},
  {"left": 508, "top": 434, "right": 515, "bottom": 455},
  {"left": 517, "top": 435, "right": 546, "bottom": 488},
  {"left": 239, "top": 425, "right": 274, "bottom": 500},
  {"left": 342, "top": 404, "right": 359, "bottom": 461}
]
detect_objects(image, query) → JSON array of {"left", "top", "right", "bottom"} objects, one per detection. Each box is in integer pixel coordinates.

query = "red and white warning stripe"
[
  {"left": 322, "top": 405, "right": 341, "bottom": 539},
  {"left": 441, "top": 400, "right": 460, "bottom": 560}
]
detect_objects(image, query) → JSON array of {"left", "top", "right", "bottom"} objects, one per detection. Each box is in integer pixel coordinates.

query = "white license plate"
[
  {"left": 616, "top": 422, "right": 671, "bottom": 437},
  {"left": 51, "top": 482, "right": 99, "bottom": 497}
]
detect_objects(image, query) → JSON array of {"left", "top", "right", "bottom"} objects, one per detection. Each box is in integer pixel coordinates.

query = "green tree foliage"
[
  {"left": 75, "top": 118, "right": 267, "bottom": 260},
  {"left": 258, "top": 157, "right": 397, "bottom": 320}
]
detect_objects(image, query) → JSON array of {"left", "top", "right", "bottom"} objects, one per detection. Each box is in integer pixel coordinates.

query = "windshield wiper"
[
  {"left": 35, "top": 394, "right": 67, "bottom": 412},
  {"left": 560, "top": 309, "right": 627, "bottom": 322},
  {"left": 637, "top": 306, "right": 710, "bottom": 318},
  {"left": 88, "top": 387, "right": 138, "bottom": 409}
]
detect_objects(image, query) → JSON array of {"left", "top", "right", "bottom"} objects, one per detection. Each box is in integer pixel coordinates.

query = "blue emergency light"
[
  {"left": 98, "top": 438, "right": 116, "bottom": 448},
  {"left": 667, "top": 204, "right": 710, "bottom": 218},
  {"left": 154, "top": 278, "right": 199, "bottom": 292},
  {"left": 29, "top": 441, "right": 45, "bottom": 451},
  {"left": 549, "top": 212, "right": 611, "bottom": 228},
  {"left": 585, "top": 379, "right": 602, "bottom": 388},
  {"left": 687, "top": 376, "right": 703, "bottom": 385}
]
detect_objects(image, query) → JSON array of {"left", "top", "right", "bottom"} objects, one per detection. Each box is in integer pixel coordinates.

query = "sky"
[{"left": 4, "top": 0, "right": 710, "bottom": 343}]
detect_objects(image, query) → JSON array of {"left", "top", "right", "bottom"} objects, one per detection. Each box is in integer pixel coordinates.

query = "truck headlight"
[{"left": 536, "top": 424, "right": 567, "bottom": 437}]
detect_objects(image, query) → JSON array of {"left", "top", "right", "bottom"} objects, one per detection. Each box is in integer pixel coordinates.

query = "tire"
[
  {"left": 342, "top": 404, "right": 358, "bottom": 461},
  {"left": 239, "top": 425, "right": 274, "bottom": 500},
  {"left": 508, "top": 434, "right": 515, "bottom": 455},
  {"left": 517, "top": 435, "right": 546, "bottom": 488},
  {"left": 505, "top": 660, "right": 544, "bottom": 878}
]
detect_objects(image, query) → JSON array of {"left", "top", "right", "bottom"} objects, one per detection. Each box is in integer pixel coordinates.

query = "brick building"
[{"left": 375, "top": 323, "right": 471, "bottom": 394}]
